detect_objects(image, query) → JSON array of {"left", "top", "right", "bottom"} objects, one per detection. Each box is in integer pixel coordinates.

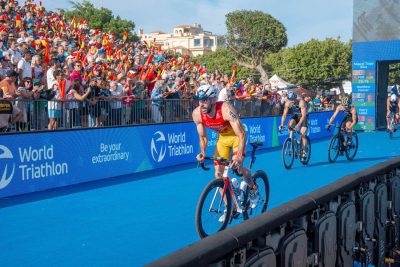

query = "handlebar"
[
  {"left": 279, "top": 125, "right": 297, "bottom": 133},
  {"left": 199, "top": 156, "right": 242, "bottom": 177}
]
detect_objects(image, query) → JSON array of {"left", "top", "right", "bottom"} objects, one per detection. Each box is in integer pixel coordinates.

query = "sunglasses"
[{"left": 25, "top": 81, "right": 32, "bottom": 83}]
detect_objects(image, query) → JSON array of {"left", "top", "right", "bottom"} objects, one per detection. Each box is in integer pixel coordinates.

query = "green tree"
[
  {"left": 266, "top": 38, "right": 352, "bottom": 93},
  {"left": 195, "top": 48, "right": 256, "bottom": 81},
  {"left": 62, "top": 0, "right": 135, "bottom": 40},
  {"left": 389, "top": 63, "right": 400, "bottom": 85},
  {"left": 225, "top": 10, "right": 287, "bottom": 84}
]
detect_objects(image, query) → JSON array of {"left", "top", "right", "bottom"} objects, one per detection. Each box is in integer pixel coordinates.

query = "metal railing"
[
  {"left": 147, "top": 157, "right": 400, "bottom": 267},
  {"left": 4, "top": 99, "right": 287, "bottom": 132},
  {"left": 5, "top": 98, "right": 331, "bottom": 133}
]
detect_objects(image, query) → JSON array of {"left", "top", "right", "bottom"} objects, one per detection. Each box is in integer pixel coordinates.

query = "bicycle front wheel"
[
  {"left": 328, "top": 134, "right": 340, "bottom": 163},
  {"left": 390, "top": 116, "right": 395, "bottom": 139},
  {"left": 345, "top": 132, "right": 358, "bottom": 161},
  {"left": 195, "top": 179, "right": 232, "bottom": 239},
  {"left": 243, "top": 170, "right": 270, "bottom": 220},
  {"left": 282, "top": 138, "right": 294, "bottom": 169},
  {"left": 301, "top": 136, "right": 312, "bottom": 165}
]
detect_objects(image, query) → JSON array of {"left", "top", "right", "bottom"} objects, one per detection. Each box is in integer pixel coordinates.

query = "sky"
[{"left": 39, "top": 0, "right": 354, "bottom": 47}]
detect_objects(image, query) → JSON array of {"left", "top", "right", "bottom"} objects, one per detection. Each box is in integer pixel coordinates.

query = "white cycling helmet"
[
  {"left": 195, "top": 84, "right": 217, "bottom": 100},
  {"left": 390, "top": 94, "right": 397, "bottom": 102}
]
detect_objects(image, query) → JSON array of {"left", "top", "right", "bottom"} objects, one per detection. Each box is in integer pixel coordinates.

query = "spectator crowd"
[{"left": 0, "top": 0, "right": 346, "bottom": 132}]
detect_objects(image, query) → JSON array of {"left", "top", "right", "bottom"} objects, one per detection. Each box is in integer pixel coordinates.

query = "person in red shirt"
[{"left": 192, "top": 84, "right": 258, "bottom": 221}]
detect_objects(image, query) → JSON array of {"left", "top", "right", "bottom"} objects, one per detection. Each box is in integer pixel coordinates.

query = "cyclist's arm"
[
  {"left": 328, "top": 106, "right": 340, "bottom": 125},
  {"left": 280, "top": 101, "right": 289, "bottom": 127},
  {"left": 192, "top": 107, "right": 208, "bottom": 155},
  {"left": 296, "top": 100, "right": 307, "bottom": 127},
  {"left": 387, "top": 97, "right": 390, "bottom": 114},
  {"left": 222, "top": 102, "right": 246, "bottom": 157},
  {"left": 350, "top": 107, "right": 357, "bottom": 128}
]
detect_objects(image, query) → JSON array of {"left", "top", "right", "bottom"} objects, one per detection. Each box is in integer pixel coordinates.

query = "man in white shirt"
[
  {"left": 8, "top": 41, "right": 22, "bottom": 65},
  {"left": 17, "top": 49, "right": 32, "bottom": 82},
  {"left": 46, "top": 58, "right": 59, "bottom": 90},
  {"left": 217, "top": 82, "right": 234, "bottom": 103}
]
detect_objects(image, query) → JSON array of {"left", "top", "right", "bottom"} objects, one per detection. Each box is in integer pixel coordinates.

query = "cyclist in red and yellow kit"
[{"left": 192, "top": 84, "right": 257, "bottom": 217}]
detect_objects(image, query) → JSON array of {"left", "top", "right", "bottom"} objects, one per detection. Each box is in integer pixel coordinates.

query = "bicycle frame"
[
  {"left": 333, "top": 125, "right": 355, "bottom": 154},
  {"left": 389, "top": 112, "right": 397, "bottom": 129},
  {"left": 201, "top": 141, "right": 263, "bottom": 216},
  {"left": 214, "top": 169, "right": 243, "bottom": 214},
  {"left": 288, "top": 128, "right": 303, "bottom": 156}
]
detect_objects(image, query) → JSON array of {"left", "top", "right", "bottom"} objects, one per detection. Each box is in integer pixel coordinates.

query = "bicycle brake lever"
[{"left": 199, "top": 162, "right": 210, "bottom": 171}]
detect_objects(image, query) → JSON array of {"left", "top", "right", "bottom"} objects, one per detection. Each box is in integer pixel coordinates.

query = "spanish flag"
[
  {"left": 71, "top": 16, "right": 77, "bottom": 29},
  {"left": 123, "top": 31, "right": 128, "bottom": 42},
  {"left": 15, "top": 14, "right": 22, "bottom": 29}
]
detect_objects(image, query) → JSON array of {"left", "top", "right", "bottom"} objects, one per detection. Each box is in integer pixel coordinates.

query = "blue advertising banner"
[{"left": 0, "top": 112, "right": 334, "bottom": 198}]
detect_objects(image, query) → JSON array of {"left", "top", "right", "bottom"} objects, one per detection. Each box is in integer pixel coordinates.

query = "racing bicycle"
[
  {"left": 387, "top": 112, "right": 398, "bottom": 139},
  {"left": 281, "top": 126, "right": 311, "bottom": 169},
  {"left": 195, "top": 141, "right": 270, "bottom": 238},
  {"left": 328, "top": 125, "right": 358, "bottom": 162}
]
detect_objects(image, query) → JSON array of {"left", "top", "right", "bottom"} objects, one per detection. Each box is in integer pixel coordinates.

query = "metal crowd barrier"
[
  {"left": 4, "top": 99, "right": 287, "bottom": 132},
  {"left": 147, "top": 157, "right": 400, "bottom": 267},
  {"left": 5, "top": 98, "right": 333, "bottom": 133}
]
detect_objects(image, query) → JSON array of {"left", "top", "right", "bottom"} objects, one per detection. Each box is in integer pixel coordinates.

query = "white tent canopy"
[{"left": 269, "top": 74, "right": 296, "bottom": 89}]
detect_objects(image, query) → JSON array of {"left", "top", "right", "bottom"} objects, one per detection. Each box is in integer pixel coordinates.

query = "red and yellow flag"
[
  {"left": 123, "top": 31, "right": 128, "bottom": 42},
  {"left": 71, "top": 16, "right": 77, "bottom": 29},
  {"left": 230, "top": 65, "right": 237, "bottom": 83},
  {"left": 15, "top": 14, "right": 22, "bottom": 29}
]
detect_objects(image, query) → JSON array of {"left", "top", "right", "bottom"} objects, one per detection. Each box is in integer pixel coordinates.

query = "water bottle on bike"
[{"left": 231, "top": 178, "right": 241, "bottom": 199}]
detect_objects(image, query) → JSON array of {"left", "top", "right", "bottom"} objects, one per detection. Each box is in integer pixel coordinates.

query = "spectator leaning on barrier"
[
  {"left": 151, "top": 80, "right": 165, "bottom": 124},
  {"left": 313, "top": 94, "right": 322, "bottom": 111},
  {"left": 0, "top": 92, "right": 22, "bottom": 132},
  {"left": 16, "top": 77, "right": 34, "bottom": 131},
  {"left": 47, "top": 70, "right": 63, "bottom": 130},
  {"left": 109, "top": 80, "right": 123, "bottom": 126},
  {"left": 0, "top": 70, "right": 18, "bottom": 99}
]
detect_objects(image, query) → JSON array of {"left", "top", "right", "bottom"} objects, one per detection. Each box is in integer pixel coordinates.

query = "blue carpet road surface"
[{"left": 0, "top": 130, "right": 398, "bottom": 266}]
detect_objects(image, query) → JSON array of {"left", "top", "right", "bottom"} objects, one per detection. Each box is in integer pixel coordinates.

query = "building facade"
[{"left": 137, "top": 23, "right": 218, "bottom": 56}]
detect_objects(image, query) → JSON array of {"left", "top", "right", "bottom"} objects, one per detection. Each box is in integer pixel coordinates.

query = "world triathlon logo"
[
  {"left": 150, "top": 131, "right": 167, "bottom": 163},
  {"left": 0, "top": 145, "right": 15, "bottom": 190}
]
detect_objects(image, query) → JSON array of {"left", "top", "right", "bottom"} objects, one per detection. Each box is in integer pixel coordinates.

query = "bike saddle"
[{"left": 250, "top": 141, "right": 263, "bottom": 147}]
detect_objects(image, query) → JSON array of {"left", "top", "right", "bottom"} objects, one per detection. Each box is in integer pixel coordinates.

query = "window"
[
  {"left": 194, "top": 39, "right": 201, "bottom": 47},
  {"left": 204, "top": 39, "right": 214, "bottom": 48}
]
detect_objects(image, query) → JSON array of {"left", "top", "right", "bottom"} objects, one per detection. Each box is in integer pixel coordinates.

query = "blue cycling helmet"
[{"left": 287, "top": 91, "right": 297, "bottom": 101}]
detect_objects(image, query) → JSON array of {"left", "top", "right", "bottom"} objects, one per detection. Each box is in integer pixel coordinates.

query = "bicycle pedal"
[{"left": 232, "top": 210, "right": 240, "bottom": 219}]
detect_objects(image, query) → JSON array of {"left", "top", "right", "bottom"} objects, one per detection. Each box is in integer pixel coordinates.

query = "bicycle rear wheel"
[
  {"left": 345, "top": 132, "right": 358, "bottom": 161},
  {"left": 243, "top": 170, "right": 270, "bottom": 220},
  {"left": 328, "top": 134, "right": 340, "bottom": 163},
  {"left": 195, "top": 179, "right": 232, "bottom": 238},
  {"left": 301, "top": 136, "right": 312, "bottom": 165},
  {"left": 282, "top": 138, "right": 294, "bottom": 169}
]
